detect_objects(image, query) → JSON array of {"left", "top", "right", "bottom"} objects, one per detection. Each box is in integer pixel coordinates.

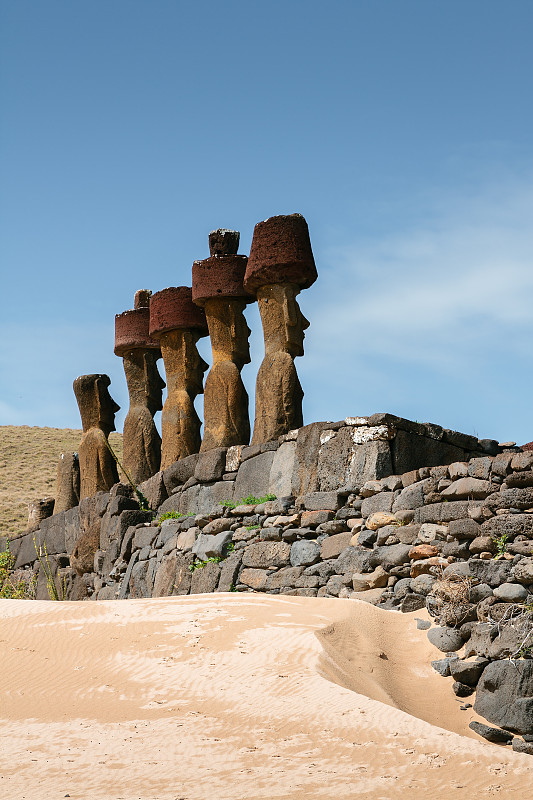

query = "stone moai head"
[
  {"left": 73, "top": 374, "right": 120, "bottom": 436},
  {"left": 192, "top": 232, "right": 253, "bottom": 368},
  {"left": 114, "top": 291, "right": 165, "bottom": 413},
  {"left": 149, "top": 286, "right": 209, "bottom": 393},
  {"left": 244, "top": 213, "right": 316, "bottom": 357}
]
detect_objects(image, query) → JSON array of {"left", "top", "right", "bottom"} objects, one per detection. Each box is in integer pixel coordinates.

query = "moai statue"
[
  {"left": 54, "top": 452, "right": 80, "bottom": 514},
  {"left": 192, "top": 230, "right": 253, "bottom": 451},
  {"left": 115, "top": 290, "right": 165, "bottom": 484},
  {"left": 244, "top": 213, "right": 317, "bottom": 445},
  {"left": 73, "top": 374, "right": 120, "bottom": 499},
  {"left": 149, "top": 286, "right": 209, "bottom": 468}
]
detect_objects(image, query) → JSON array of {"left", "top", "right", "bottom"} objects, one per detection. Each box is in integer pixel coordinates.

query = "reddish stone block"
[
  {"left": 244, "top": 213, "right": 317, "bottom": 294},
  {"left": 149, "top": 286, "right": 208, "bottom": 338}
]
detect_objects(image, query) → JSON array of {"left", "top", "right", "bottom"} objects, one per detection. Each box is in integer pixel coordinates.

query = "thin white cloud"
[{"left": 309, "top": 173, "right": 533, "bottom": 374}]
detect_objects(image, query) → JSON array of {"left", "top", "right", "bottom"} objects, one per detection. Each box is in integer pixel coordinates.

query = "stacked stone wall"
[{"left": 5, "top": 413, "right": 533, "bottom": 749}]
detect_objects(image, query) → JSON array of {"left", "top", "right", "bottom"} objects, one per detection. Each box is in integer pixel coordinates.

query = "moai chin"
[
  {"left": 115, "top": 291, "right": 165, "bottom": 485},
  {"left": 73, "top": 374, "right": 120, "bottom": 499},
  {"left": 149, "top": 286, "right": 209, "bottom": 468},
  {"left": 244, "top": 213, "right": 317, "bottom": 445},
  {"left": 192, "top": 229, "right": 254, "bottom": 451}
]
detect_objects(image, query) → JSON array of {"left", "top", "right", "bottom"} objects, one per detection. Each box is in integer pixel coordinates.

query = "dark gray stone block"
[
  {"left": 474, "top": 660, "right": 533, "bottom": 734},
  {"left": 162, "top": 454, "right": 200, "bottom": 493},
  {"left": 469, "top": 720, "right": 513, "bottom": 743},
  {"left": 346, "top": 440, "right": 393, "bottom": 488},
  {"left": 427, "top": 626, "right": 464, "bottom": 652},
  {"left": 234, "top": 452, "right": 275, "bottom": 501},
  {"left": 468, "top": 558, "right": 512, "bottom": 588},
  {"left": 414, "top": 501, "right": 477, "bottom": 524},
  {"left": 391, "top": 429, "right": 465, "bottom": 475},
  {"left": 290, "top": 540, "right": 321, "bottom": 567},
  {"left": 194, "top": 448, "right": 228, "bottom": 483},
  {"left": 137, "top": 471, "right": 168, "bottom": 510},
  {"left": 217, "top": 553, "right": 242, "bottom": 592},
  {"left": 368, "top": 543, "right": 411, "bottom": 571},
  {"left": 190, "top": 560, "right": 221, "bottom": 594}
]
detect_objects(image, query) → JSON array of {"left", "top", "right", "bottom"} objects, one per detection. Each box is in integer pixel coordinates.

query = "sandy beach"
[{"left": 0, "top": 593, "right": 531, "bottom": 799}]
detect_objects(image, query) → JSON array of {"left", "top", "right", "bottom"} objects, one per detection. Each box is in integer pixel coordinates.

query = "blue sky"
[{"left": 1, "top": 0, "right": 533, "bottom": 445}]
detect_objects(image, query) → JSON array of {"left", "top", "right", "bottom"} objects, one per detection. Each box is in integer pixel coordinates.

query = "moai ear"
[{"left": 95, "top": 376, "right": 104, "bottom": 424}]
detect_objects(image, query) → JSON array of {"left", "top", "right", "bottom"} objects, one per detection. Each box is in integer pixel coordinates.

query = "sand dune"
[{"left": 0, "top": 594, "right": 531, "bottom": 799}]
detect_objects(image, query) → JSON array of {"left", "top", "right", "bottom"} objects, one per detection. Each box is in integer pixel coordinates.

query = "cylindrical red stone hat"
[
  {"left": 149, "top": 286, "right": 208, "bottom": 338},
  {"left": 114, "top": 307, "right": 161, "bottom": 356},
  {"left": 244, "top": 213, "right": 317, "bottom": 295},
  {"left": 192, "top": 254, "right": 253, "bottom": 307}
]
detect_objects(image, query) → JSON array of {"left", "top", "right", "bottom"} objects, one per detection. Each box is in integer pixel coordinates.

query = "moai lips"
[
  {"left": 192, "top": 230, "right": 254, "bottom": 451},
  {"left": 149, "top": 287, "right": 209, "bottom": 467},
  {"left": 244, "top": 213, "right": 317, "bottom": 445},
  {"left": 115, "top": 291, "right": 165, "bottom": 484}
]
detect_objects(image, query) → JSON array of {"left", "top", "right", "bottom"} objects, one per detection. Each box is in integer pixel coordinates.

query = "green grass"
[{"left": 219, "top": 493, "right": 276, "bottom": 510}]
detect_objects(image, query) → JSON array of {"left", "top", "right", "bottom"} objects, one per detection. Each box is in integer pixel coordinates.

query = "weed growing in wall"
[
  {"left": 0, "top": 543, "right": 35, "bottom": 599},
  {"left": 220, "top": 493, "right": 276, "bottom": 510}
]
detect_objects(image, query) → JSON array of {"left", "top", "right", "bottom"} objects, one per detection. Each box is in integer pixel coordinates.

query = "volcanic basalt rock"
[
  {"left": 115, "top": 291, "right": 165, "bottom": 484},
  {"left": 244, "top": 213, "right": 316, "bottom": 444},
  {"left": 73, "top": 373, "right": 120, "bottom": 499},
  {"left": 192, "top": 230, "right": 253, "bottom": 451},
  {"left": 149, "top": 286, "right": 208, "bottom": 467}
]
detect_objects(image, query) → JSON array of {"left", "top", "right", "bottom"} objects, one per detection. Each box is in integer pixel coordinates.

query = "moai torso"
[
  {"left": 149, "top": 288, "right": 208, "bottom": 469},
  {"left": 54, "top": 452, "right": 80, "bottom": 514},
  {"left": 192, "top": 230, "right": 253, "bottom": 451},
  {"left": 115, "top": 292, "right": 164, "bottom": 484},
  {"left": 244, "top": 214, "right": 316, "bottom": 445},
  {"left": 252, "top": 349, "right": 303, "bottom": 445},
  {"left": 73, "top": 374, "right": 120, "bottom": 499}
]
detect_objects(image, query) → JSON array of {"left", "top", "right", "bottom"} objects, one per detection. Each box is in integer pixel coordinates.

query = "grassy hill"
[{"left": 0, "top": 426, "right": 123, "bottom": 538}]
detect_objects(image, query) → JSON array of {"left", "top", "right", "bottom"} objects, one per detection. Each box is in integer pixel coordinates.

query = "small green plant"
[
  {"left": 219, "top": 493, "right": 276, "bottom": 509},
  {"left": 158, "top": 511, "right": 183, "bottom": 522},
  {"left": 229, "top": 583, "right": 238, "bottom": 592},
  {"left": 189, "top": 555, "right": 222, "bottom": 573},
  {"left": 33, "top": 535, "right": 66, "bottom": 601},
  {"left": 104, "top": 438, "right": 151, "bottom": 511},
  {"left": 189, "top": 540, "right": 235, "bottom": 573},
  {"left": 245, "top": 524, "right": 260, "bottom": 531},
  {"left": 0, "top": 543, "right": 35, "bottom": 599},
  {"left": 492, "top": 532, "right": 509, "bottom": 560}
]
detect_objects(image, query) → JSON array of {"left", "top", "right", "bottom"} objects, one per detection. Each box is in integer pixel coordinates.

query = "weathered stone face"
[
  {"left": 115, "top": 292, "right": 166, "bottom": 484},
  {"left": 256, "top": 283, "right": 309, "bottom": 358},
  {"left": 191, "top": 233, "right": 253, "bottom": 452},
  {"left": 250, "top": 283, "right": 309, "bottom": 446},
  {"left": 203, "top": 297, "right": 251, "bottom": 370},
  {"left": 158, "top": 329, "right": 208, "bottom": 467},
  {"left": 200, "top": 297, "right": 251, "bottom": 451},
  {"left": 149, "top": 287, "right": 208, "bottom": 467},
  {"left": 121, "top": 349, "right": 164, "bottom": 485},
  {"left": 244, "top": 217, "right": 316, "bottom": 448},
  {"left": 73, "top": 374, "right": 120, "bottom": 498},
  {"left": 54, "top": 452, "right": 80, "bottom": 514}
]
